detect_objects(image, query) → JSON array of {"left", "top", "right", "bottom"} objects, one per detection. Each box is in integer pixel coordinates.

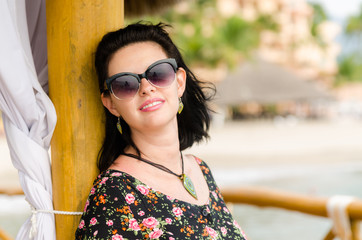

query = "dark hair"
[{"left": 95, "top": 22, "right": 215, "bottom": 172}]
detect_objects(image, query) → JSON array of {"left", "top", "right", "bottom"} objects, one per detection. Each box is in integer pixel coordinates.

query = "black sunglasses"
[{"left": 105, "top": 58, "right": 178, "bottom": 100}]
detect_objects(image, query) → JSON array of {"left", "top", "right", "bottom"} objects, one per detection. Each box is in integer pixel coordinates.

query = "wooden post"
[
  {"left": 46, "top": 1, "right": 124, "bottom": 239},
  {"left": 0, "top": 227, "right": 13, "bottom": 240},
  {"left": 351, "top": 220, "right": 360, "bottom": 240},
  {"left": 323, "top": 229, "right": 335, "bottom": 240}
]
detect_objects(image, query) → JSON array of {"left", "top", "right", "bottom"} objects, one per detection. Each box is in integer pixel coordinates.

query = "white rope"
[
  {"left": 326, "top": 195, "right": 356, "bottom": 240},
  {"left": 27, "top": 200, "right": 82, "bottom": 239},
  {"left": 31, "top": 208, "right": 83, "bottom": 215}
]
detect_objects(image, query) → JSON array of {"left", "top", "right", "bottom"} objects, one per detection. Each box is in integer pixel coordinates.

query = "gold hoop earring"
[
  {"left": 178, "top": 97, "right": 184, "bottom": 114},
  {"left": 117, "top": 117, "right": 122, "bottom": 134}
]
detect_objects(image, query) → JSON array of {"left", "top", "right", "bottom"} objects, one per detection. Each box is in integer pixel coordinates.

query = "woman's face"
[{"left": 101, "top": 41, "right": 186, "bottom": 133}]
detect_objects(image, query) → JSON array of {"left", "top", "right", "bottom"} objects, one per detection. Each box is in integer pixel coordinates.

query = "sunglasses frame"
[{"left": 105, "top": 58, "right": 178, "bottom": 100}]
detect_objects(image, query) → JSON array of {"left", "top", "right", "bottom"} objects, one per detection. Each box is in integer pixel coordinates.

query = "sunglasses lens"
[
  {"left": 147, "top": 62, "right": 176, "bottom": 88},
  {"left": 111, "top": 75, "right": 139, "bottom": 99}
]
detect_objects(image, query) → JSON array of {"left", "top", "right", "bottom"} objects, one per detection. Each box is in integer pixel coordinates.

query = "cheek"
[
  {"left": 113, "top": 100, "right": 134, "bottom": 119},
  {"left": 168, "top": 85, "right": 180, "bottom": 108},
  {"left": 171, "top": 95, "right": 180, "bottom": 113}
]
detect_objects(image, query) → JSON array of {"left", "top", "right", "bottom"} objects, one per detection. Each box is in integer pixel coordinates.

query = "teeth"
[{"left": 141, "top": 101, "right": 162, "bottom": 110}]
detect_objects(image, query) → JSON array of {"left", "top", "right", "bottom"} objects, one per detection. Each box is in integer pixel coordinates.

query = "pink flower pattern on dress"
[
  {"left": 83, "top": 200, "right": 89, "bottom": 212},
  {"left": 233, "top": 219, "right": 241, "bottom": 230},
  {"left": 112, "top": 234, "right": 124, "bottom": 240},
  {"left": 142, "top": 217, "right": 159, "bottom": 229},
  {"left": 125, "top": 193, "right": 135, "bottom": 204},
  {"left": 206, "top": 226, "right": 218, "bottom": 239},
  {"left": 241, "top": 229, "right": 248, "bottom": 239},
  {"left": 212, "top": 191, "right": 218, "bottom": 200},
  {"left": 223, "top": 207, "right": 229, "bottom": 213},
  {"left": 136, "top": 185, "right": 150, "bottom": 195},
  {"left": 166, "top": 195, "right": 174, "bottom": 200},
  {"left": 172, "top": 207, "right": 183, "bottom": 217},
  {"left": 149, "top": 229, "right": 163, "bottom": 239},
  {"left": 90, "top": 217, "right": 97, "bottom": 226},
  {"left": 78, "top": 220, "right": 85, "bottom": 229},
  {"left": 100, "top": 177, "right": 109, "bottom": 184},
  {"left": 129, "top": 218, "right": 140, "bottom": 231},
  {"left": 75, "top": 158, "right": 247, "bottom": 240},
  {"left": 111, "top": 172, "right": 122, "bottom": 177}
]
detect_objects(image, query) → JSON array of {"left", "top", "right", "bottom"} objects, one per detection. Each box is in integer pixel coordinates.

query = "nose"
[{"left": 139, "top": 77, "right": 156, "bottom": 96}]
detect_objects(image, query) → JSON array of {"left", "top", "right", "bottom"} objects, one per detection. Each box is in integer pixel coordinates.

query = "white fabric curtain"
[{"left": 0, "top": 0, "right": 56, "bottom": 239}]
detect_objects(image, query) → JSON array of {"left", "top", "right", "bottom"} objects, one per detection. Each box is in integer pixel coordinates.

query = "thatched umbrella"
[
  {"left": 216, "top": 58, "right": 333, "bottom": 105},
  {"left": 125, "top": 0, "right": 182, "bottom": 18}
]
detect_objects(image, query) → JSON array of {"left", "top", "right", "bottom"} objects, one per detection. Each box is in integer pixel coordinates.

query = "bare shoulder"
[
  {"left": 108, "top": 154, "right": 141, "bottom": 175},
  {"left": 184, "top": 153, "right": 204, "bottom": 166}
]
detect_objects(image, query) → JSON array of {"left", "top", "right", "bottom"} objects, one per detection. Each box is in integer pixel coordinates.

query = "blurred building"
[{"left": 217, "top": 0, "right": 341, "bottom": 87}]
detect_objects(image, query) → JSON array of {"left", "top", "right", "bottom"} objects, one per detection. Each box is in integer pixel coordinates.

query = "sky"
[
  {"left": 308, "top": 0, "right": 362, "bottom": 22},
  {"left": 308, "top": 0, "right": 362, "bottom": 56}
]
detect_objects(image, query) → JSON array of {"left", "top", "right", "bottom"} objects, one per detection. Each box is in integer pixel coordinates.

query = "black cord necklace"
[{"left": 123, "top": 152, "right": 198, "bottom": 200}]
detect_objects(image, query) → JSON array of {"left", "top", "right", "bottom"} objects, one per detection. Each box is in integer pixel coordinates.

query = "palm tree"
[
  {"left": 309, "top": 2, "right": 328, "bottom": 46},
  {"left": 335, "top": 4, "right": 362, "bottom": 84},
  {"left": 345, "top": 5, "right": 362, "bottom": 38},
  {"left": 126, "top": 0, "right": 277, "bottom": 69}
]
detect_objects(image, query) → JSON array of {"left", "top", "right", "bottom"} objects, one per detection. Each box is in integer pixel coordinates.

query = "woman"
[{"left": 75, "top": 22, "right": 247, "bottom": 240}]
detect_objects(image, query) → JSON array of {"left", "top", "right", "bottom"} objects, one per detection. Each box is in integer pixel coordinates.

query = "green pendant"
[{"left": 181, "top": 174, "right": 198, "bottom": 200}]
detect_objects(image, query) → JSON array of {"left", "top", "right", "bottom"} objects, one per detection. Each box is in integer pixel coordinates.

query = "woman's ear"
[
  {"left": 101, "top": 93, "right": 121, "bottom": 117},
  {"left": 176, "top": 67, "right": 186, "bottom": 97}
]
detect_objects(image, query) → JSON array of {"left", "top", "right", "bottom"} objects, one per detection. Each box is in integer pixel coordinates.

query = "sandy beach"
[
  {"left": 186, "top": 118, "right": 362, "bottom": 166},
  {"left": 1, "top": 118, "right": 362, "bottom": 189}
]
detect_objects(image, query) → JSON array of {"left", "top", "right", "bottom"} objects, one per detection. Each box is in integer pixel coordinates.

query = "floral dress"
[{"left": 75, "top": 157, "right": 247, "bottom": 240}]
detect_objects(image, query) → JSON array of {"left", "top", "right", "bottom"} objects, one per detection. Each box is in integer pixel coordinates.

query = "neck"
[
  {"left": 122, "top": 152, "right": 184, "bottom": 178},
  {"left": 126, "top": 121, "right": 181, "bottom": 167}
]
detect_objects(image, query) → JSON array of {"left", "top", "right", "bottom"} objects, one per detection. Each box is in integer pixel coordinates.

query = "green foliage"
[
  {"left": 215, "top": 16, "right": 260, "bottom": 67},
  {"left": 335, "top": 4, "right": 362, "bottom": 85},
  {"left": 309, "top": 2, "right": 328, "bottom": 36},
  {"left": 126, "top": 0, "right": 278, "bottom": 69},
  {"left": 335, "top": 55, "right": 362, "bottom": 85},
  {"left": 345, "top": 5, "right": 362, "bottom": 35},
  {"left": 254, "top": 14, "right": 279, "bottom": 32},
  {"left": 309, "top": 2, "right": 328, "bottom": 48}
]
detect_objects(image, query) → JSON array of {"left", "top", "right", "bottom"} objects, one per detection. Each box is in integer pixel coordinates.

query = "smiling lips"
[{"left": 139, "top": 99, "right": 165, "bottom": 112}]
